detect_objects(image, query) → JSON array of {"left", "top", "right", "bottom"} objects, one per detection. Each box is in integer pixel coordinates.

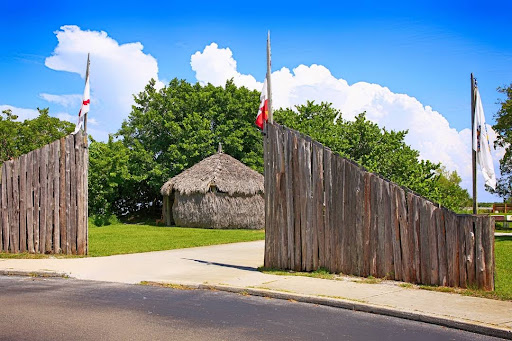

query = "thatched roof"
[{"left": 161, "top": 152, "right": 264, "bottom": 196}]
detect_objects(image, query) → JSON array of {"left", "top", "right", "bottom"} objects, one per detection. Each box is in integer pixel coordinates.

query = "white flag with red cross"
[
  {"left": 255, "top": 77, "right": 268, "bottom": 129},
  {"left": 73, "top": 58, "right": 90, "bottom": 134}
]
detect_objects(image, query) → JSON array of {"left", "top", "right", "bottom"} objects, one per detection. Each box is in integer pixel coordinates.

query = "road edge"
[{"left": 143, "top": 281, "right": 512, "bottom": 340}]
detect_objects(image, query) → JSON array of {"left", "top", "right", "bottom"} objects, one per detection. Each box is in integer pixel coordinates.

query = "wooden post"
[
  {"left": 266, "top": 31, "right": 273, "bottom": 124},
  {"left": 84, "top": 53, "right": 90, "bottom": 134},
  {"left": 471, "top": 73, "right": 477, "bottom": 214}
]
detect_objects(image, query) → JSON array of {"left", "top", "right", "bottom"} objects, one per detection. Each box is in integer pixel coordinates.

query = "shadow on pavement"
[{"left": 182, "top": 258, "right": 258, "bottom": 272}]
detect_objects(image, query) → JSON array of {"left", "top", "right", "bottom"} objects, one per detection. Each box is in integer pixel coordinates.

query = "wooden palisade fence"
[
  {"left": 264, "top": 123, "right": 494, "bottom": 290},
  {"left": 0, "top": 131, "right": 88, "bottom": 255}
]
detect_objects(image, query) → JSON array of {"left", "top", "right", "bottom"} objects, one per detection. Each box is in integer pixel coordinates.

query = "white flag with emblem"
[{"left": 472, "top": 87, "right": 496, "bottom": 190}]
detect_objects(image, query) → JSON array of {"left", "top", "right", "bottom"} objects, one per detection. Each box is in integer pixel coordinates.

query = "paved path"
[{"left": 1, "top": 241, "right": 511, "bottom": 339}]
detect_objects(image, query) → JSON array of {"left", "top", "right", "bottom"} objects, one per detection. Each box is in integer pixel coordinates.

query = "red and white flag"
[
  {"left": 73, "top": 67, "right": 90, "bottom": 134},
  {"left": 255, "top": 77, "right": 268, "bottom": 129}
]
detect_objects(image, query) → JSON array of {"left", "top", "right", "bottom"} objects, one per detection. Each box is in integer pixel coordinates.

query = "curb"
[
  {"left": 0, "top": 269, "right": 68, "bottom": 278},
  {"left": 144, "top": 281, "right": 512, "bottom": 340}
]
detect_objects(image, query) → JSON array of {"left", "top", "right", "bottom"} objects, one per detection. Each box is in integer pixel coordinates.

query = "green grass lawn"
[
  {"left": 88, "top": 223, "right": 265, "bottom": 257},
  {"left": 494, "top": 236, "right": 512, "bottom": 300}
]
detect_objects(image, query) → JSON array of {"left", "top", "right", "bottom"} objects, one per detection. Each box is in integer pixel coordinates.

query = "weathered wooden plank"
[
  {"left": 482, "top": 216, "right": 494, "bottom": 290},
  {"left": 304, "top": 136, "right": 313, "bottom": 271},
  {"left": 353, "top": 164, "right": 364, "bottom": 277},
  {"left": 474, "top": 216, "right": 485, "bottom": 289},
  {"left": 408, "top": 193, "right": 422, "bottom": 283},
  {"left": 390, "top": 184, "right": 403, "bottom": 281},
  {"left": 362, "top": 172, "right": 372, "bottom": 277},
  {"left": 7, "top": 161, "right": 12, "bottom": 252},
  {"left": 59, "top": 137, "right": 67, "bottom": 254},
  {"left": 465, "top": 216, "right": 476, "bottom": 287},
  {"left": 428, "top": 205, "right": 439, "bottom": 285},
  {"left": 334, "top": 157, "right": 345, "bottom": 273},
  {"left": 458, "top": 216, "right": 468, "bottom": 288},
  {"left": 442, "top": 208, "right": 459, "bottom": 287},
  {"left": 39, "top": 144, "right": 49, "bottom": 253},
  {"left": 396, "top": 187, "right": 410, "bottom": 282},
  {"left": 263, "top": 125, "right": 270, "bottom": 267},
  {"left": 6, "top": 162, "right": 13, "bottom": 252},
  {"left": 84, "top": 135, "right": 89, "bottom": 255},
  {"left": 69, "top": 135, "right": 77, "bottom": 254},
  {"left": 0, "top": 164, "right": 3, "bottom": 252},
  {"left": 444, "top": 210, "right": 459, "bottom": 287},
  {"left": 323, "top": 148, "right": 333, "bottom": 272},
  {"left": 11, "top": 159, "right": 20, "bottom": 253},
  {"left": 285, "top": 129, "right": 295, "bottom": 269},
  {"left": 271, "top": 124, "right": 279, "bottom": 269},
  {"left": 381, "top": 179, "right": 393, "bottom": 278},
  {"left": 76, "top": 132, "right": 86, "bottom": 255},
  {"left": 268, "top": 124, "right": 278, "bottom": 268},
  {"left": 369, "top": 174, "right": 379, "bottom": 277},
  {"left": 279, "top": 126, "right": 289, "bottom": 269},
  {"left": 311, "top": 141, "right": 323, "bottom": 270},
  {"left": 341, "top": 160, "right": 353, "bottom": 275},
  {"left": 65, "top": 135, "right": 73, "bottom": 254},
  {"left": 273, "top": 124, "right": 281, "bottom": 269},
  {"left": 263, "top": 123, "right": 273, "bottom": 268},
  {"left": 296, "top": 133, "right": 306, "bottom": 270},
  {"left": 375, "top": 177, "right": 385, "bottom": 277},
  {"left": 419, "top": 199, "right": 431, "bottom": 284},
  {"left": 32, "top": 148, "right": 40, "bottom": 252},
  {"left": 437, "top": 209, "right": 447, "bottom": 287},
  {"left": 26, "top": 152, "right": 34, "bottom": 253},
  {"left": 1, "top": 163, "right": 9, "bottom": 252},
  {"left": 436, "top": 208, "right": 448, "bottom": 286},
  {"left": 46, "top": 143, "right": 55, "bottom": 252},
  {"left": 291, "top": 131, "right": 302, "bottom": 271},
  {"left": 19, "top": 155, "right": 27, "bottom": 252},
  {"left": 53, "top": 141, "right": 60, "bottom": 253}
]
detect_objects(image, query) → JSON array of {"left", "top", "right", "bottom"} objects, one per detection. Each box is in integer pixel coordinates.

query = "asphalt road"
[{"left": 0, "top": 276, "right": 504, "bottom": 341}]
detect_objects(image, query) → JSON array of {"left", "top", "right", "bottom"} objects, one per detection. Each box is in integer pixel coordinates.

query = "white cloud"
[
  {"left": 191, "top": 43, "right": 262, "bottom": 90},
  {"left": 44, "top": 25, "right": 163, "bottom": 131},
  {"left": 40, "top": 93, "right": 82, "bottom": 108},
  {"left": 191, "top": 43, "right": 503, "bottom": 200}
]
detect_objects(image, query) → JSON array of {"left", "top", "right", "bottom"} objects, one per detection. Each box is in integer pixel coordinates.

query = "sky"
[{"left": 1, "top": 1, "right": 511, "bottom": 202}]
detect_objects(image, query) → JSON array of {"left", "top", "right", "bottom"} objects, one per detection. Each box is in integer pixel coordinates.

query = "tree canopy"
[
  {"left": 492, "top": 83, "right": 512, "bottom": 201},
  {"left": 0, "top": 108, "right": 74, "bottom": 163}
]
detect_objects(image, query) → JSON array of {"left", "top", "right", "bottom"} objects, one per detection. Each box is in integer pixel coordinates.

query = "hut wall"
[{"left": 172, "top": 192, "right": 264, "bottom": 229}]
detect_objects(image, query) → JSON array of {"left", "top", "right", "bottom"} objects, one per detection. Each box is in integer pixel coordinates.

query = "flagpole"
[
  {"left": 267, "top": 31, "right": 273, "bottom": 124},
  {"left": 471, "top": 73, "right": 478, "bottom": 214},
  {"left": 84, "top": 53, "right": 90, "bottom": 135}
]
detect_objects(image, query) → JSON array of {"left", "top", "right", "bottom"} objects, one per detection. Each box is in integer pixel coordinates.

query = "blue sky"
[{"left": 1, "top": 0, "right": 511, "bottom": 201}]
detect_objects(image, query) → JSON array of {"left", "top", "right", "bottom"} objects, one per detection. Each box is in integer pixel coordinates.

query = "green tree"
[
  {"left": 0, "top": 109, "right": 21, "bottom": 162},
  {"left": 430, "top": 167, "right": 472, "bottom": 211},
  {"left": 0, "top": 108, "right": 74, "bottom": 163},
  {"left": 90, "top": 78, "right": 263, "bottom": 217},
  {"left": 492, "top": 83, "right": 512, "bottom": 201}
]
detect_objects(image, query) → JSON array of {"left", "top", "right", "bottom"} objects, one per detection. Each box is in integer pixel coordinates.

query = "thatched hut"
[{"left": 160, "top": 151, "right": 264, "bottom": 229}]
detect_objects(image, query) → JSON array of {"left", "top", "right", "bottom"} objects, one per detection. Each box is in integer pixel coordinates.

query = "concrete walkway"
[{"left": 1, "top": 240, "right": 511, "bottom": 339}]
